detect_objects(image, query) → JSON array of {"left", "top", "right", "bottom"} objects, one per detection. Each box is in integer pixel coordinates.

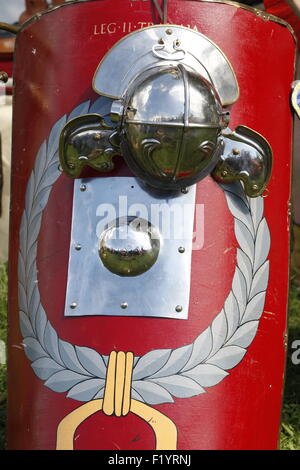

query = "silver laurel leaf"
[
  {"left": 181, "top": 327, "right": 212, "bottom": 372},
  {"left": 23, "top": 337, "right": 47, "bottom": 362},
  {"left": 181, "top": 364, "right": 228, "bottom": 387},
  {"left": 59, "top": 340, "right": 93, "bottom": 376},
  {"left": 225, "top": 193, "right": 254, "bottom": 237},
  {"left": 249, "top": 261, "right": 269, "bottom": 300},
  {"left": 132, "top": 349, "right": 171, "bottom": 380},
  {"left": 224, "top": 293, "right": 240, "bottom": 342},
  {"left": 67, "top": 378, "right": 105, "bottom": 402},
  {"left": 234, "top": 219, "right": 254, "bottom": 261},
  {"left": 225, "top": 320, "right": 259, "bottom": 348},
  {"left": 25, "top": 173, "right": 36, "bottom": 218},
  {"left": 18, "top": 282, "right": 27, "bottom": 314},
  {"left": 37, "top": 161, "right": 60, "bottom": 190},
  {"left": 223, "top": 182, "right": 249, "bottom": 207},
  {"left": 19, "top": 213, "right": 28, "bottom": 261},
  {"left": 93, "top": 388, "right": 105, "bottom": 400},
  {"left": 26, "top": 260, "right": 37, "bottom": 301},
  {"left": 148, "top": 344, "right": 193, "bottom": 379},
  {"left": 207, "top": 310, "right": 228, "bottom": 359},
  {"left": 44, "top": 370, "right": 88, "bottom": 393},
  {"left": 249, "top": 196, "right": 264, "bottom": 234},
  {"left": 75, "top": 346, "right": 107, "bottom": 378},
  {"left": 68, "top": 101, "right": 90, "bottom": 121},
  {"left": 31, "top": 357, "right": 64, "bottom": 380},
  {"left": 35, "top": 306, "right": 47, "bottom": 348},
  {"left": 253, "top": 218, "right": 270, "bottom": 273},
  {"left": 27, "top": 220, "right": 41, "bottom": 254},
  {"left": 232, "top": 267, "right": 247, "bottom": 320},
  {"left": 241, "top": 292, "right": 266, "bottom": 323},
  {"left": 131, "top": 380, "right": 174, "bottom": 405},
  {"left": 28, "top": 286, "right": 40, "bottom": 330},
  {"left": 33, "top": 141, "right": 47, "bottom": 192},
  {"left": 236, "top": 248, "right": 253, "bottom": 296},
  {"left": 130, "top": 389, "right": 145, "bottom": 403},
  {"left": 148, "top": 375, "right": 205, "bottom": 398},
  {"left": 47, "top": 115, "right": 67, "bottom": 164},
  {"left": 19, "top": 311, "right": 35, "bottom": 339},
  {"left": 207, "top": 345, "right": 246, "bottom": 370},
  {"left": 44, "top": 322, "right": 64, "bottom": 367},
  {"left": 29, "top": 186, "right": 53, "bottom": 223},
  {"left": 18, "top": 253, "right": 26, "bottom": 287}
]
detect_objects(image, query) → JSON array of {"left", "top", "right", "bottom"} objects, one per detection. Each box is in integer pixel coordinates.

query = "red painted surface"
[
  {"left": 264, "top": 0, "right": 300, "bottom": 44},
  {"left": 7, "top": 0, "right": 295, "bottom": 450}
]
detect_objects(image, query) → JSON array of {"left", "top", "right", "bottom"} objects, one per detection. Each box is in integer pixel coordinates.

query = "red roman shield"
[{"left": 7, "top": 0, "right": 296, "bottom": 450}]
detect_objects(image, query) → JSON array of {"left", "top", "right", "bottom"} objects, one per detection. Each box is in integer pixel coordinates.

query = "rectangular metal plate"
[{"left": 64, "top": 177, "right": 196, "bottom": 319}]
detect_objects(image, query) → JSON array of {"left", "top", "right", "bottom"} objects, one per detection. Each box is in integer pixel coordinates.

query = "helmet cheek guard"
[
  {"left": 213, "top": 126, "right": 273, "bottom": 198},
  {"left": 59, "top": 25, "right": 272, "bottom": 197}
]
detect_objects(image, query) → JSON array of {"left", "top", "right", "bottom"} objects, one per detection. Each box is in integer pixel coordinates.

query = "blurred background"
[{"left": 0, "top": 0, "right": 299, "bottom": 450}]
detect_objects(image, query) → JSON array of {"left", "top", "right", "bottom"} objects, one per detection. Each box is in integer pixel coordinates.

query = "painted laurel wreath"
[{"left": 18, "top": 99, "right": 270, "bottom": 405}]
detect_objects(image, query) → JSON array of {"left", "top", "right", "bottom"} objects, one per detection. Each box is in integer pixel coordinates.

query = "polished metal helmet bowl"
[{"left": 120, "top": 64, "right": 226, "bottom": 190}]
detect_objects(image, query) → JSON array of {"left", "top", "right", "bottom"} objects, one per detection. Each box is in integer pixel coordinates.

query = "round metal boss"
[{"left": 98, "top": 216, "right": 160, "bottom": 277}]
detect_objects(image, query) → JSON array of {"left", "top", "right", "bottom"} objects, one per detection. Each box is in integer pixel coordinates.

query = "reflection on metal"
[
  {"left": 121, "top": 64, "right": 226, "bottom": 190},
  {"left": 59, "top": 114, "right": 119, "bottom": 178},
  {"left": 64, "top": 177, "right": 196, "bottom": 319},
  {"left": 93, "top": 25, "right": 239, "bottom": 106},
  {"left": 99, "top": 216, "right": 160, "bottom": 277},
  {"left": 58, "top": 23, "right": 273, "bottom": 197},
  {"left": 213, "top": 126, "right": 273, "bottom": 197}
]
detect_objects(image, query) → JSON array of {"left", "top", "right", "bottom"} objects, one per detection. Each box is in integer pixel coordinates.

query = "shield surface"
[{"left": 7, "top": 0, "right": 296, "bottom": 450}]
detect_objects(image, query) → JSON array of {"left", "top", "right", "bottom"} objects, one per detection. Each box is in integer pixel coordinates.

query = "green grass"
[{"left": 0, "top": 264, "right": 298, "bottom": 450}]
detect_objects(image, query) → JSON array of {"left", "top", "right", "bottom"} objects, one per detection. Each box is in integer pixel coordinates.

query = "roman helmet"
[{"left": 59, "top": 25, "right": 272, "bottom": 197}]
